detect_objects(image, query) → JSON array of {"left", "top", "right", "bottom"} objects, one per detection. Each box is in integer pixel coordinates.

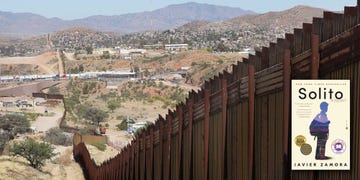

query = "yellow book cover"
[{"left": 291, "top": 80, "right": 350, "bottom": 170}]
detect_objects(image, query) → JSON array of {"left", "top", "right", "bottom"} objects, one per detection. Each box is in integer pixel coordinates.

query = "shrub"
[
  {"left": 0, "top": 133, "right": 10, "bottom": 153},
  {"left": 43, "top": 128, "right": 72, "bottom": 146},
  {"left": 83, "top": 107, "right": 108, "bottom": 125},
  {"left": 23, "top": 112, "right": 41, "bottom": 121},
  {"left": 48, "top": 86, "right": 60, "bottom": 94},
  {"left": 199, "top": 61, "right": 210, "bottom": 70},
  {"left": 134, "top": 122, "right": 152, "bottom": 136},
  {"left": 116, "top": 115, "right": 126, "bottom": 121},
  {"left": 145, "top": 97, "right": 155, "bottom": 103},
  {"left": 107, "top": 100, "right": 120, "bottom": 112},
  {"left": 0, "top": 114, "right": 30, "bottom": 135},
  {"left": 116, "top": 119, "right": 128, "bottom": 131},
  {"left": 79, "top": 125, "right": 97, "bottom": 135},
  {"left": 91, "top": 143, "right": 106, "bottom": 151},
  {"left": 9, "top": 138, "right": 56, "bottom": 169}
]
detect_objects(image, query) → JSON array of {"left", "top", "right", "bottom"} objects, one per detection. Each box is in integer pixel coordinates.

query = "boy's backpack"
[{"left": 309, "top": 120, "right": 329, "bottom": 136}]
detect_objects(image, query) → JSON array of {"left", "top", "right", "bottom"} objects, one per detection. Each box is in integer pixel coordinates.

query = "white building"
[{"left": 165, "top": 44, "right": 189, "bottom": 51}]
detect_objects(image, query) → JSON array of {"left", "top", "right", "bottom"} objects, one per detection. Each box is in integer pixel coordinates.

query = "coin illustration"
[
  {"left": 295, "top": 135, "right": 306, "bottom": 147},
  {"left": 300, "top": 143, "right": 312, "bottom": 155}
]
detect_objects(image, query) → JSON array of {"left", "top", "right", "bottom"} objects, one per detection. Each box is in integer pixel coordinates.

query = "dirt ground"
[
  {"left": 0, "top": 96, "right": 64, "bottom": 132},
  {"left": 0, "top": 51, "right": 59, "bottom": 74},
  {"left": 0, "top": 146, "right": 84, "bottom": 180},
  {"left": 85, "top": 144, "right": 119, "bottom": 166},
  {"left": 0, "top": 95, "right": 84, "bottom": 179},
  {"left": 31, "top": 106, "right": 64, "bottom": 132},
  {"left": 0, "top": 49, "right": 239, "bottom": 179}
]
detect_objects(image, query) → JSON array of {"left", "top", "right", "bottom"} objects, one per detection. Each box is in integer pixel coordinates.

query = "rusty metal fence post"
[
  {"left": 204, "top": 88, "right": 210, "bottom": 180},
  {"left": 221, "top": 78, "right": 228, "bottom": 179},
  {"left": 283, "top": 48, "right": 291, "bottom": 179},
  {"left": 248, "top": 60, "right": 255, "bottom": 180}
]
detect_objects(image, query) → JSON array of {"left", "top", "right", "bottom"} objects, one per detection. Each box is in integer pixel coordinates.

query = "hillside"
[
  {"left": 0, "top": 5, "right": 326, "bottom": 56},
  {"left": 161, "top": 5, "right": 325, "bottom": 50},
  {"left": 106, "top": 5, "right": 326, "bottom": 52},
  {"left": 50, "top": 27, "right": 122, "bottom": 50},
  {"left": 0, "top": 2, "right": 254, "bottom": 37},
  {"left": 203, "top": 5, "right": 325, "bottom": 33}
]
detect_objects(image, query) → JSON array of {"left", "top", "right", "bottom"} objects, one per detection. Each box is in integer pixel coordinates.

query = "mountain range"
[
  {"left": 0, "top": 2, "right": 255, "bottom": 37},
  {"left": 117, "top": 5, "right": 325, "bottom": 51},
  {"left": 0, "top": 5, "right": 326, "bottom": 56},
  {"left": 178, "top": 5, "right": 324, "bottom": 34}
]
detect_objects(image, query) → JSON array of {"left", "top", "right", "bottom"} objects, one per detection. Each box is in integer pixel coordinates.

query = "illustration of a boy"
[{"left": 309, "top": 101, "right": 331, "bottom": 160}]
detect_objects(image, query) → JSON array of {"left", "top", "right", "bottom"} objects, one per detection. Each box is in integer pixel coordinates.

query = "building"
[
  {"left": 93, "top": 48, "right": 117, "bottom": 55},
  {"left": 164, "top": 44, "right": 189, "bottom": 51}
]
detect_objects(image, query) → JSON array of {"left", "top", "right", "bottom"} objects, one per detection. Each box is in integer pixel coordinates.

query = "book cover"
[{"left": 291, "top": 80, "right": 350, "bottom": 170}]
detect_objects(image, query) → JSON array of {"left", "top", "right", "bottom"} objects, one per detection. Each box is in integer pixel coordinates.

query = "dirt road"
[
  {"left": 31, "top": 106, "right": 64, "bottom": 132},
  {"left": 57, "top": 50, "right": 65, "bottom": 75}
]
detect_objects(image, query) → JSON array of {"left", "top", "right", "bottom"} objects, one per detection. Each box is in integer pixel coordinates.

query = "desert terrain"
[{"left": 0, "top": 49, "right": 245, "bottom": 179}]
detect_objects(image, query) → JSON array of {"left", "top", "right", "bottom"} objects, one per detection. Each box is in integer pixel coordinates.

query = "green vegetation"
[
  {"left": 217, "top": 59, "right": 224, "bottom": 64},
  {"left": 9, "top": 139, "right": 56, "bottom": 169},
  {"left": 82, "top": 81, "right": 98, "bottom": 95},
  {"left": 0, "top": 114, "right": 30, "bottom": 135},
  {"left": 64, "top": 93, "right": 80, "bottom": 116},
  {"left": 48, "top": 86, "right": 60, "bottom": 94},
  {"left": 62, "top": 75, "right": 188, "bottom": 131},
  {"left": 101, "top": 51, "right": 110, "bottom": 59},
  {"left": 0, "top": 133, "right": 10, "bottom": 153},
  {"left": 43, "top": 127, "right": 72, "bottom": 146},
  {"left": 23, "top": 112, "right": 41, "bottom": 121},
  {"left": 91, "top": 142, "right": 106, "bottom": 151},
  {"left": 116, "top": 119, "right": 128, "bottom": 131},
  {"left": 200, "top": 68, "right": 218, "bottom": 85},
  {"left": 67, "top": 64, "right": 85, "bottom": 74},
  {"left": 148, "top": 54, "right": 169, "bottom": 63},
  {"left": 116, "top": 115, "right": 126, "bottom": 121},
  {"left": 98, "top": 91, "right": 118, "bottom": 102},
  {"left": 134, "top": 122, "right": 152, "bottom": 136},
  {"left": 79, "top": 124, "right": 97, "bottom": 135},
  {"left": 198, "top": 61, "right": 210, "bottom": 70},
  {"left": 85, "top": 46, "right": 93, "bottom": 54},
  {"left": 64, "top": 79, "right": 105, "bottom": 123},
  {"left": 83, "top": 107, "right": 108, "bottom": 125},
  {"left": 214, "top": 42, "right": 230, "bottom": 52},
  {"left": 47, "top": 57, "right": 59, "bottom": 65},
  {"left": 107, "top": 99, "right": 121, "bottom": 112}
]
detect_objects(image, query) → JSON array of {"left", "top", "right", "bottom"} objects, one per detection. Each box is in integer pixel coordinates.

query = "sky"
[{"left": 0, "top": 0, "right": 357, "bottom": 20}]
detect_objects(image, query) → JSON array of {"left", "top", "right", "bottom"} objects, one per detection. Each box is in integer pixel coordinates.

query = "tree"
[
  {"left": 0, "top": 114, "right": 30, "bottom": 136},
  {"left": 82, "top": 83, "right": 89, "bottom": 94},
  {"left": 0, "top": 132, "right": 10, "bottom": 153},
  {"left": 43, "top": 127, "right": 72, "bottom": 146},
  {"left": 116, "top": 119, "right": 128, "bottom": 130},
  {"left": 0, "top": 114, "right": 30, "bottom": 153},
  {"left": 78, "top": 64, "right": 84, "bottom": 72},
  {"left": 214, "top": 42, "right": 229, "bottom": 52},
  {"left": 107, "top": 100, "right": 120, "bottom": 112},
  {"left": 9, "top": 138, "right": 56, "bottom": 169},
  {"left": 83, "top": 107, "right": 108, "bottom": 125},
  {"left": 85, "top": 46, "right": 93, "bottom": 54}
]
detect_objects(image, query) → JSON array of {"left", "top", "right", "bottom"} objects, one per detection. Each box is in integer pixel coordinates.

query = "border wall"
[{"left": 73, "top": 3, "right": 360, "bottom": 180}]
